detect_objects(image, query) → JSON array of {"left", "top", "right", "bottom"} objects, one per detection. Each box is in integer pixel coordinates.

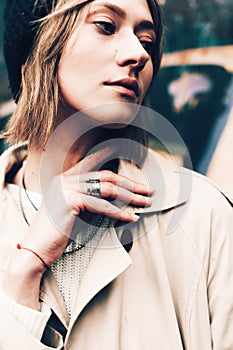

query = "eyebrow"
[
  {"left": 136, "top": 21, "right": 156, "bottom": 36},
  {"left": 89, "top": 2, "right": 156, "bottom": 34},
  {"left": 90, "top": 2, "right": 126, "bottom": 19}
]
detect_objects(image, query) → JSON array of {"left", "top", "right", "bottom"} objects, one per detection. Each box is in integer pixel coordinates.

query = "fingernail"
[
  {"left": 145, "top": 197, "right": 153, "bottom": 205},
  {"left": 137, "top": 184, "right": 154, "bottom": 194},
  {"left": 131, "top": 214, "right": 139, "bottom": 221}
]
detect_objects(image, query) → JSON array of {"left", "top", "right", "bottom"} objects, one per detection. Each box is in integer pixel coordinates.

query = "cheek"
[
  {"left": 59, "top": 44, "right": 103, "bottom": 81},
  {"left": 143, "top": 61, "right": 154, "bottom": 92}
]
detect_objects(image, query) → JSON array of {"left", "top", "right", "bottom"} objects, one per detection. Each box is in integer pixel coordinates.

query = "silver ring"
[{"left": 87, "top": 179, "right": 101, "bottom": 197}]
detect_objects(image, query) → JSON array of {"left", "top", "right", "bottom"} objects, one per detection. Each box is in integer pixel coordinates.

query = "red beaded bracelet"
[{"left": 16, "top": 243, "right": 49, "bottom": 269}]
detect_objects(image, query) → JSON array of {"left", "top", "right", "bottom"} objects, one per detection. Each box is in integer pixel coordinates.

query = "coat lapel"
[
  {"left": 67, "top": 226, "right": 132, "bottom": 334},
  {"left": 40, "top": 270, "right": 70, "bottom": 328},
  {"left": 40, "top": 226, "right": 132, "bottom": 336}
]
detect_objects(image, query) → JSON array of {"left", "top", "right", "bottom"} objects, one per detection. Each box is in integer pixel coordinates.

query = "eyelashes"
[
  {"left": 94, "top": 21, "right": 116, "bottom": 35},
  {"left": 94, "top": 20, "right": 154, "bottom": 56}
]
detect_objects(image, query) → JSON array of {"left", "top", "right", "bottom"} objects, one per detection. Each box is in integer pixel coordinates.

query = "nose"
[{"left": 115, "top": 32, "right": 151, "bottom": 73}]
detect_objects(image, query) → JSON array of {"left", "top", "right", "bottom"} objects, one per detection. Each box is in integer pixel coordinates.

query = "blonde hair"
[{"left": 3, "top": 0, "right": 163, "bottom": 149}]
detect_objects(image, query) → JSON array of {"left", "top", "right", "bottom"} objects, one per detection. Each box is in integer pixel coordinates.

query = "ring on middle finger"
[{"left": 86, "top": 179, "right": 101, "bottom": 197}]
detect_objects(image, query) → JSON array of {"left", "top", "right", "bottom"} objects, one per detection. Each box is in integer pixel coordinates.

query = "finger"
[
  {"left": 77, "top": 170, "right": 153, "bottom": 195},
  {"left": 72, "top": 194, "right": 140, "bottom": 222},
  {"left": 62, "top": 179, "right": 151, "bottom": 207},
  {"left": 100, "top": 182, "right": 152, "bottom": 206},
  {"left": 74, "top": 181, "right": 152, "bottom": 207}
]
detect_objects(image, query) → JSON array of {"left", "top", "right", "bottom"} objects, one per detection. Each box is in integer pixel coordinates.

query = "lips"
[{"left": 105, "top": 78, "right": 140, "bottom": 97}]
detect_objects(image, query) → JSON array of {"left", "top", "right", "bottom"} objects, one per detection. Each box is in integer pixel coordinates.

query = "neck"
[{"left": 16, "top": 127, "right": 105, "bottom": 192}]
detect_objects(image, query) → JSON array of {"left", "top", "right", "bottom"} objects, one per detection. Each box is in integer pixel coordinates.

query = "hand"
[
  {"left": 61, "top": 169, "right": 151, "bottom": 220},
  {"left": 47, "top": 145, "right": 152, "bottom": 221},
  {"left": 39, "top": 147, "right": 152, "bottom": 264}
]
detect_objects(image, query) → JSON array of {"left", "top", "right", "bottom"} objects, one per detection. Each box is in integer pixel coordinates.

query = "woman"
[{"left": 0, "top": 0, "right": 233, "bottom": 349}]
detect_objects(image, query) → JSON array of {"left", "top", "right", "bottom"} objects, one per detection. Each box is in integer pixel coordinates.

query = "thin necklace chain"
[
  {"left": 22, "top": 173, "right": 38, "bottom": 211},
  {"left": 19, "top": 165, "right": 105, "bottom": 253}
]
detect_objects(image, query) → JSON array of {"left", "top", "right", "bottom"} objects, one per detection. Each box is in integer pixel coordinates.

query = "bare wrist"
[{"left": 2, "top": 249, "right": 45, "bottom": 310}]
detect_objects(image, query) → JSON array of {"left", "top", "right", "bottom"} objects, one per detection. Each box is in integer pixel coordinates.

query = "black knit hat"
[{"left": 3, "top": 0, "right": 55, "bottom": 101}]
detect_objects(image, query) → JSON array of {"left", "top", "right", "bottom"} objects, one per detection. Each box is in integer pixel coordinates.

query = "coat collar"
[
  {"left": 118, "top": 149, "right": 191, "bottom": 213},
  {"left": 0, "top": 143, "right": 27, "bottom": 189}
]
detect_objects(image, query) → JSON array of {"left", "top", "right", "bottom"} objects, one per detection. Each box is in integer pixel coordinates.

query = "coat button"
[{"left": 120, "top": 229, "right": 133, "bottom": 252}]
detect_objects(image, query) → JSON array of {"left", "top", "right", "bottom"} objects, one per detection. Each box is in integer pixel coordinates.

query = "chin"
[{"left": 85, "top": 102, "right": 141, "bottom": 127}]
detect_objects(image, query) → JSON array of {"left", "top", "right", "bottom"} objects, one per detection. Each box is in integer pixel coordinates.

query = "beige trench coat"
[{"left": 0, "top": 144, "right": 232, "bottom": 350}]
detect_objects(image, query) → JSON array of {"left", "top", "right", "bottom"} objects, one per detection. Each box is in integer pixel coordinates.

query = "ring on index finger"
[{"left": 86, "top": 179, "right": 101, "bottom": 197}]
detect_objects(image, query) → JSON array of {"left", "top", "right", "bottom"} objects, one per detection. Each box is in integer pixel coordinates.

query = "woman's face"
[{"left": 58, "top": 0, "right": 156, "bottom": 124}]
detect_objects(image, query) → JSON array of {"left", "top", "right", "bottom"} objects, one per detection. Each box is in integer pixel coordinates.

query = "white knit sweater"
[{"left": 50, "top": 214, "right": 109, "bottom": 316}]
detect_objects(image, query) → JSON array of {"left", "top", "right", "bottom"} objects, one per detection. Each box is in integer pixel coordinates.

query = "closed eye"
[{"left": 94, "top": 21, "right": 116, "bottom": 35}]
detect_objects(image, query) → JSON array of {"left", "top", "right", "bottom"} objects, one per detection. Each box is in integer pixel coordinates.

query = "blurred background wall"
[{"left": 0, "top": 0, "right": 233, "bottom": 172}]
